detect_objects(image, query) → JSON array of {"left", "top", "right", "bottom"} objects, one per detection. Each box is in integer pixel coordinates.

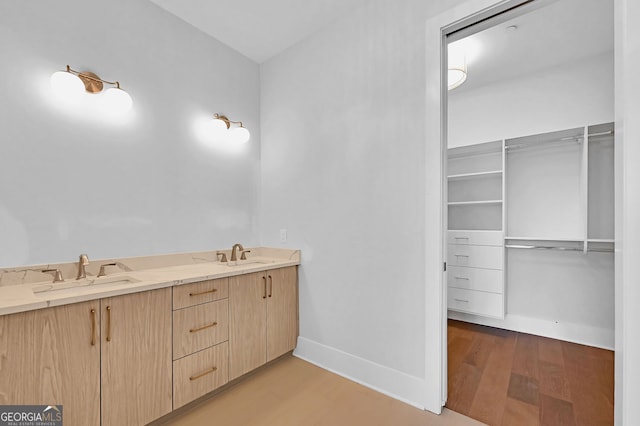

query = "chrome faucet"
[
  {"left": 230, "top": 243, "right": 244, "bottom": 261},
  {"left": 76, "top": 253, "right": 90, "bottom": 280}
]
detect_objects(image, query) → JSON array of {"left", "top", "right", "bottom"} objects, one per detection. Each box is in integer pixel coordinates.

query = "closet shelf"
[
  {"left": 587, "top": 238, "right": 614, "bottom": 243},
  {"left": 448, "top": 170, "right": 502, "bottom": 181},
  {"left": 448, "top": 200, "right": 502, "bottom": 206}
]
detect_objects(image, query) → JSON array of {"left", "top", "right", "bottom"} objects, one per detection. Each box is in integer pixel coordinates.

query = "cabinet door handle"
[
  {"left": 189, "top": 322, "right": 218, "bottom": 333},
  {"left": 106, "top": 305, "right": 112, "bottom": 342},
  {"left": 189, "top": 288, "right": 217, "bottom": 297},
  {"left": 262, "top": 276, "right": 267, "bottom": 299},
  {"left": 268, "top": 275, "right": 273, "bottom": 298},
  {"left": 454, "top": 298, "right": 470, "bottom": 303},
  {"left": 90, "top": 308, "right": 96, "bottom": 346},
  {"left": 189, "top": 366, "right": 217, "bottom": 381}
]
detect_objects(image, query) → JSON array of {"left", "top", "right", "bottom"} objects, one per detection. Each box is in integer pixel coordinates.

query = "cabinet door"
[
  {"left": 229, "top": 271, "right": 267, "bottom": 380},
  {"left": 0, "top": 301, "right": 100, "bottom": 426},
  {"left": 101, "top": 288, "right": 172, "bottom": 426},
  {"left": 266, "top": 267, "right": 298, "bottom": 362}
]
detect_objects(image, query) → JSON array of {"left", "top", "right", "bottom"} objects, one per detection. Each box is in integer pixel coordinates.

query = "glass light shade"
[
  {"left": 448, "top": 68, "right": 467, "bottom": 90},
  {"left": 50, "top": 70, "right": 84, "bottom": 97},
  {"left": 207, "top": 118, "right": 229, "bottom": 141},
  {"left": 230, "top": 126, "right": 250, "bottom": 144},
  {"left": 102, "top": 87, "right": 133, "bottom": 112}
]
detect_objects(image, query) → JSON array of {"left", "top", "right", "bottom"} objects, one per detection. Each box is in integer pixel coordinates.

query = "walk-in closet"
[{"left": 444, "top": 0, "right": 614, "bottom": 423}]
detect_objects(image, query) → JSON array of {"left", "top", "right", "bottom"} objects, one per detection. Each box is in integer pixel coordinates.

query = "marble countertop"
[{"left": 0, "top": 248, "right": 300, "bottom": 316}]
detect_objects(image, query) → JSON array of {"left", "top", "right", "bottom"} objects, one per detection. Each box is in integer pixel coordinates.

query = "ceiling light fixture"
[
  {"left": 447, "top": 45, "right": 468, "bottom": 91},
  {"left": 209, "top": 113, "right": 251, "bottom": 144},
  {"left": 50, "top": 65, "right": 132, "bottom": 111}
]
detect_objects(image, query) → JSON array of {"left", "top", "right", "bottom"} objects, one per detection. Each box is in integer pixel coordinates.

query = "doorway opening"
[{"left": 441, "top": 0, "right": 615, "bottom": 423}]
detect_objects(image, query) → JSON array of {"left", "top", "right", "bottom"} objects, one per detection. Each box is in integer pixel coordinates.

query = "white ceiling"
[
  {"left": 450, "top": 0, "right": 613, "bottom": 92},
  {"left": 149, "top": 0, "right": 367, "bottom": 63},
  {"left": 148, "top": 0, "right": 613, "bottom": 85}
]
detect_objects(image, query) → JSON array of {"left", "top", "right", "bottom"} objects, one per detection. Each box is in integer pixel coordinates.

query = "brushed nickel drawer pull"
[
  {"left": 262, "top": 276, "right": 267, "bottom": 299},
  {"left": 455, "top": 237, "right": 470, "bottom": 240},
  {"left": 268, "top": 275, "right": 273, "bottom": 298},
  {"left": 106, "top": 306, "right": 112, "bottom": 342},
  {"left": 90, "top": 308, "right": 96, "bottom": 346},
  {"left": 454, "top": 298, "right": 470, "bottom": 303},
  {"left": 455, "top": 277, "right": 470, "bottom": 280},
  {"left": 455, "top": 254, "right": 469, "bottom": 258},
  {"left": 189, "top": 322, "right": 218, "bottom": 333},
  {"left": 189, "top": 288, "right": 218, "bottom": 297},
  {"left": 189, "top": 366, "right": 217, "bottom": 381}
]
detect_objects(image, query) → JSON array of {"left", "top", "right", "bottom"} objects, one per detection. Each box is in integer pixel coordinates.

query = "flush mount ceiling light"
[
  {"left": 447, "top": 40, "right": 470, "bottom": 91},
  {"left": 50, "top": 65, "right": 132, "bottom": 111},
  {"left": 209, "top": 113, "right": 251, "bottom": 144},
  {"left": 448, "top": 66, "right": 467, "bottom": 90}
]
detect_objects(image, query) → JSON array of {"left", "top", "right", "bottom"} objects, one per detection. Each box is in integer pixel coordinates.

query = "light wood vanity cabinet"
[
  {"left": 0, "top": 288, "right": 172, "bottom": 426},
  {"left": 0, "top": 265, "right": 298, "bottom": 424},
  {"left": 0, "top": 300, "right": 101, "bottom": 426},
  {"left": 100, "top": 288, "right": 173, "bottom": 426},
  {"left": 229, "top": 266, "right": 298, "bottom": 380},
  {"left": 171, "top": 278, "right": 230, "bottom": 409}
]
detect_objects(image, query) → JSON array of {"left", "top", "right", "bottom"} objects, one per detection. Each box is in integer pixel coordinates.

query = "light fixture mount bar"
[
  {"left": 65, "top": 65, "right": 123, "bottom": 93},
  {"left": 214, "top": 113, "right": 245, "bottom": 129}
]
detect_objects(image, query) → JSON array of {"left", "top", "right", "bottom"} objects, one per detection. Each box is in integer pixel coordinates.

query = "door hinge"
[{"left": 443, "top": 262, "right": 447, "bottom": 272}]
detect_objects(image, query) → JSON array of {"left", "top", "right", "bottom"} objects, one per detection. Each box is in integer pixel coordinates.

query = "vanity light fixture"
[
  {"left": 209, "top": 113, "right": 251, "bottom": 144},
  {"left": 50, "top": 65, "right": 133, "bottom": 111}
]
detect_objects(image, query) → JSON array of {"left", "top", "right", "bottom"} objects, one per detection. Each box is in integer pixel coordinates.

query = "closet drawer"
[
  {"left": 448, "top": 287, "right": 504, "bottom": 318},
  {"left": 448, "top": 230, "right": 503, "bottom": 246},
  {"left": 173, "top": 342, "right": 229, "bottom": 410},
  {"left": 173, "top": 278, "right": 229, "bottom": 310},
  {"left": 447, "top": 266, "right": 503, "bottom": 294},
  {"left": 447, "top": 245, "right": 504, "bottom": 270},
  {"left": 173, "top": 299, "right": 229, "bottom": 360}
]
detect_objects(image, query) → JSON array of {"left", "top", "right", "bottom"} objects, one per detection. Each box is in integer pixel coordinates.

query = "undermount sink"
[
  {"left": 225, "top": 258, "right": 276, "bottom": 267},
  {"left": 32, "top": 275, "right": 140, "bottom": 294}
]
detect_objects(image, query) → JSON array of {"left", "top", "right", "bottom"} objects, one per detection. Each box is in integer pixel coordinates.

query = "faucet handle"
[
  {"left": 240, "top": 250, "right": 251, "bottom": 260},
  {"left": 42, "top": 269, "right": 64, "bottom": 283},
  {"left": 216, "top": 251, "right": 228, "bottom": 263},
  {"left": 98, "top": 263, "right": 117, "bottom": 277}
]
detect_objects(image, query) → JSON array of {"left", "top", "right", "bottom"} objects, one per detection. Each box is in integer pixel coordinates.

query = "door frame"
[{"left": 423, "top": 0, "right": 551, "bottom": 413}]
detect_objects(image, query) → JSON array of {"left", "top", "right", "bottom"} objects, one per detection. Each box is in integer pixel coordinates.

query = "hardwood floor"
[
  {"left": 157, "top": 355, "right": 484, "bottom": 426},
  {"left": 446, "top": 320, "right": 614, "bottom": 426}
]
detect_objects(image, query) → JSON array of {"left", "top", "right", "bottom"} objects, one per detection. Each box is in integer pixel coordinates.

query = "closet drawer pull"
[
  {"left": 189, "top": 288, "right": 217, "bottom": 297},
  {"left": 189, "top": 322, "right": 218, "bottom": 333},
  {"left": 454, "top": 298, "right": 470, "bottom": 303},
  {"left": 455, "top": 237, "right": 470, "bottom": 240},
  {"left": 455, "top": 254, "right": 469, "bottom": 258},
  {"left": 189, "top": 366, "right": 217, "bottom": 381},
  {"left": 454, "top": 277, "right": 470, "bottom": 281}
]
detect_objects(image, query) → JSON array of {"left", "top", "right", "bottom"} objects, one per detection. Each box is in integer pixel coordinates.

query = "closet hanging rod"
[
  {"left": 505, "top": 244, "right": 582, "bottom": 251},
  {"left": 505, "top": 244, "right": 614, "bottom": 253},
  {"left": 505, "top": 138, "right": 580, "bottom": 150},
  {"left": 587, "top": 130, "right": 614, "bottom": 138}
]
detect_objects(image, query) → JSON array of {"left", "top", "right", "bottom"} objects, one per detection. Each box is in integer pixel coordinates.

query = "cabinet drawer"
[
  {"left": 173, "top": 299, "right": 229, "bottom": 360},
  {"left": 447, "top": 245, "right": 504, "bottom": 269},
  {"left": 173, "top": 278, "right": 229, "bottom": 310},
  {"left": 173, "top": 342, "right": 229, "bottom": 410},
  {"left": 448, "top": 287, "right": 504, "bottom": 318},
  {"left": 447, "top": 230, "right": 503, "bottom": 246},
  {"left": 447, "top": 266, "right": 503, "bottom": 294}
]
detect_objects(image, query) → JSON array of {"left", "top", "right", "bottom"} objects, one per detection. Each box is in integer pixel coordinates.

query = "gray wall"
[
  {"left": 0, "top": 0, "right": 260, "bottom": 267},
  {"left": 260, "top": 0, "right": 464, "bottom": 408}
]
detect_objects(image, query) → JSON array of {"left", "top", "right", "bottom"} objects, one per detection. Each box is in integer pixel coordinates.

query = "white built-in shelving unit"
[{"left": 446, "top": 122, "right": 614, "bottom": 325}]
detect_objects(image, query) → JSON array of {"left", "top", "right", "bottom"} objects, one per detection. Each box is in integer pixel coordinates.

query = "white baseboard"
[
  {"left": 448, "top": 311, "right": 614, "bottom": 350},
  {"left": 293, "top": 337, "right": 428, "bottom": 410}
]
